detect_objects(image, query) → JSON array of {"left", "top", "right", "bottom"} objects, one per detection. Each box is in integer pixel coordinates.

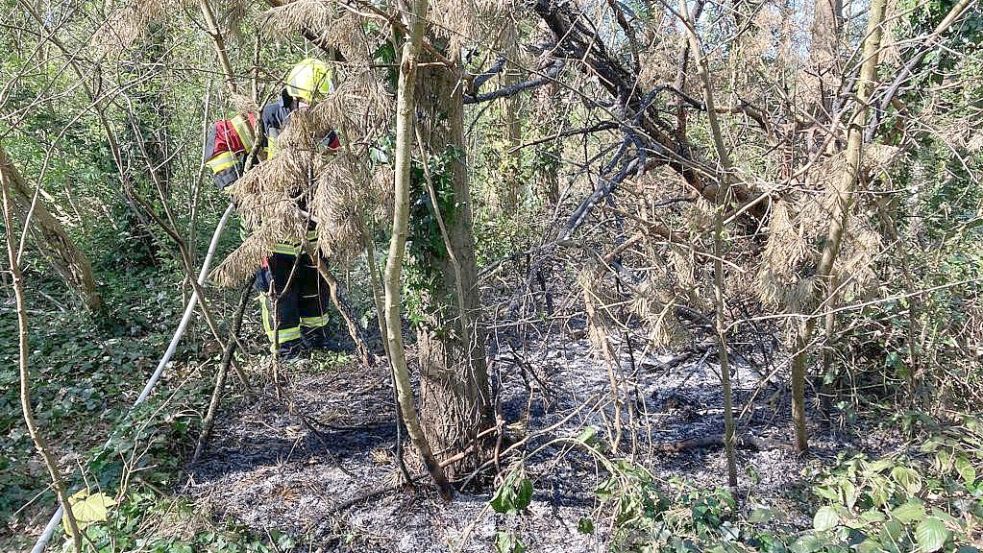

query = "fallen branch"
[{"left": 651, "top": 434, "right": 794, "bottom": 453}]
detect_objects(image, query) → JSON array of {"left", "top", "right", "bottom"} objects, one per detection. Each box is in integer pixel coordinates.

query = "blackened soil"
[{"left": 182, "top": 338, "right": 894, "bottom": 552}]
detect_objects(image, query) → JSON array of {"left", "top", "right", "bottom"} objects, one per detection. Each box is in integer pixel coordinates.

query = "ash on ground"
[{"left": 183, "top": 337, "right": 886, "bottom": 552}]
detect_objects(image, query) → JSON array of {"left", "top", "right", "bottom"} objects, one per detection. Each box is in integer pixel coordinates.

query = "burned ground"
[{"left": 182, "top": 334, "right": 891, "bottom": 552}]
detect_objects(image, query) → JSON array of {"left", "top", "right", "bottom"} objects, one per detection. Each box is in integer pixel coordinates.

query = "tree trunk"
[
  {"left": 790, "top": 0, "right": 888, "bottom": 452},
  {"left": 415, "top": 53, "right": 493, "bottom": 478},
  {"left": 0, "top": 144, "right": 103, "bottom": 312},
  {"left": 384, "top": 0, "right": 453, "bottom": 498},
  {"left": 680, "top": 0, "right": 738, "bottom": 486}
]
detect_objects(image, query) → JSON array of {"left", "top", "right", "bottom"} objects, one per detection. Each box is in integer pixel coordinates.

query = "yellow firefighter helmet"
[{"left": 286, "top": 58, "right": 333, "bottom": 103}]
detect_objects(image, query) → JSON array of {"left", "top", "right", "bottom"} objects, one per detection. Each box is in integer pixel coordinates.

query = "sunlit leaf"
[
  {"left": 891, "top": 499, "right": 926, "bottom": 523},
  {"left": 791, "top": 534, "right": 826, "bottom": 553},
  {"left": 64, "top": 489, "right": 116, "bottom": 532},
  {"left": 915, "top": 517, "right": 948, "bottom": 552},
  {"left": 813, "top": 506, "right": 839, "bottom": 531},
  {"left": 954, "top": 455, "right": 976, "bottom": 485},
  {"left": 891, "top": 466, "right": 923, "bottom": 495}
]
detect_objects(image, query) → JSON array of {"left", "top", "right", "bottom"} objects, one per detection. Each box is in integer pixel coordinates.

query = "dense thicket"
[{"left": 2, "top": 0, "right": 981, "bottom": 550}]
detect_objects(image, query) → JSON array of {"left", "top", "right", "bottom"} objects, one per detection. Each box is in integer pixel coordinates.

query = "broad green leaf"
[
  {"left": 880, "top": 519, "right": 906, "bottom": 544},
  {"left": 936, "top": 449, "right": 952, "bottom": 471},
  {"left": 856, "top": 538, "right": 884, "bottom": 553},
  {"left": 860, "top": 510, "right": 886, "bottom": 523},
  {"left": 791, "top": 534, "right": 826, "bottom": 553},
  {"left": 491, "top": 474, "right": 532, "bottom": 514},
  {"left": 814, "top": 485, "right": 839, "bottom": 501},
  {"left": 915, "top": 517, "right": 949, "bottom": 552},
  {"left": 891, "top": 499, "right": 926, "bottom": 523},
  {"left": 870, "top": 481, "right": 891, "bottom": 508},
  {"left": 494, "top": 531, "right": 526, "bottom": 553},
  {"left": 847, "top": 509, "right": 886, "bottom": 528},
  {"left": 813, "top": 506, "right": 840, "bottom": 531},
  {"left": 929, "top": 507, "right": 959, "bottom": 526},
  {"left": 577, "top": 517, "right": 594, "bottom": 534},
  {"left": 841, "top": 479, "right": 859, "bottom": 509},
  {"left": 869, "top": 459, "right": 895, "bottom": 473},
  {"left": 955, "top": 455, "right": 976, "bottom": 484},
  {"left": 489, "top": 485, "right": 513, "bottom": 513},
  {"left": 514, "top": 478, "right": 533, "bottom": 511},
  {"left": 891, "top": 466, "right": 923, "bottom": 495}
]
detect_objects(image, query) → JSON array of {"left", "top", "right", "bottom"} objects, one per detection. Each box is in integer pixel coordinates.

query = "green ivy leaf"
[
  {"left": 915, "top": 517, "right": 949, "bottom": 552},
  {"left": 813, "top": 506, "right": 840, "bottom": 531}
]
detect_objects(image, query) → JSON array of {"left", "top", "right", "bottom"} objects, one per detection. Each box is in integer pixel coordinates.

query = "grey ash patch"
[{"left": 181, "top": 338, "right": 887, "bottom": 551}]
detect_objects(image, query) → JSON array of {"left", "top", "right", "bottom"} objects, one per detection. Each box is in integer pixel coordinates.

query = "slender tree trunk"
[
  {"left": 199, "top": 0, "right": 239, "bottom": 94},
  {"left": 1, "top": 147, "right": 84, "bottom": 552},
  {"left": 385, "top": 0, "right": 453, "bottom": 499},
  {"left": 680, "top": 0, "right": 737, "bottom": 486},
  {"left": 790, "top": 0, "right": 888, "bottom": 452},
  {"left": 415, "top": 51, "right": 493, "bottom": 478},
  {"left": 0, "top": 144, "right": 102, "bottom": 312}
]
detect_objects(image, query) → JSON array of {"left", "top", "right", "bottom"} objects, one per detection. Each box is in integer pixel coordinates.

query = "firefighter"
[{"left": 203, "top": 58, "right": 339, "bottom": 359}]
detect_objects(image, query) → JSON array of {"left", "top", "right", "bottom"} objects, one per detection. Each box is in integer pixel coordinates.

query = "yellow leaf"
[{"left": 63, "top": 489, "right": 116, "bottom": 533}]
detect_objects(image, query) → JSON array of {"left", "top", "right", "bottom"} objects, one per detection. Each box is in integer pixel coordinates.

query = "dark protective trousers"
[{"left": 257, "top": 252, "right": 330, "bottom": 351}]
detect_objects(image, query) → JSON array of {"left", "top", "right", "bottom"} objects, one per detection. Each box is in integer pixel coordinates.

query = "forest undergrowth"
[{"left": 3, "top": 265, "right": 982, "bottom": 552}]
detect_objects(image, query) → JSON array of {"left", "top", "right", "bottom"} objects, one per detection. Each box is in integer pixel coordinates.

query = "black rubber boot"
[
  {"left": 302, "top": 327, "right": 337, "bottom": 351},
  {"left": 276, "top": 338, "right": 306, "bottom": 360}
]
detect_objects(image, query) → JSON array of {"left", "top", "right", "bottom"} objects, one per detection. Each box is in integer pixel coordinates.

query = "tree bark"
[
  {"left": 415, "top": 52, "right": 493, "bottom": 478},
  {"left": 384, "top": 0, "right": 453, "bottom": 499},
  {"left": 790, "top": 0, "right": 888, "bottom": 452},
  {"left": 0, "top": 144, "right": 103, "bottom": 312}
]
